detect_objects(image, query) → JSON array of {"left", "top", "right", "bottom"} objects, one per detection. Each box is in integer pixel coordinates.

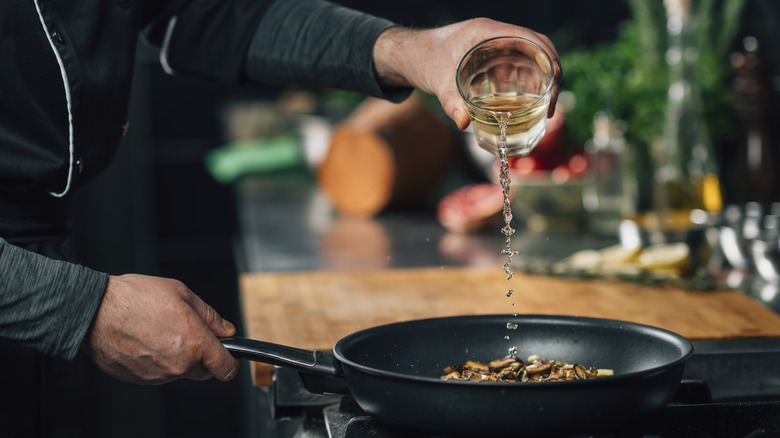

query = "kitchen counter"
[{"left": 232, "top": 172, "right": 780, "bottom": 436}]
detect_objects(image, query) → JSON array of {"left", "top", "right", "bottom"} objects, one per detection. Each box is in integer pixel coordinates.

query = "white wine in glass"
[{"left": 466, "top": 94, "right": 550, "bottom": 157}]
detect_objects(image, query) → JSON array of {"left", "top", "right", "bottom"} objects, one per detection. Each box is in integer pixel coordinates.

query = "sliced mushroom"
[
  {"left": 488, "top": 357, "right": 518, "bottom": 369},
  {"left": 441, "top": 355, "right": 613, "bottom": 383},
  {"left": 545, "top": 369, "right": 565, "bottom": 381},
  {"left": 441, "top": 371, "right": 462, "bottom": 380},
  {"left": 525, "top": 360, "right": 553, "bottom": 375},
  {"left": 465, "top": 361, "right": 490, "bottom": 373},
  {"left": 573, "top": 364, "right": 587, "bottom": 380}
]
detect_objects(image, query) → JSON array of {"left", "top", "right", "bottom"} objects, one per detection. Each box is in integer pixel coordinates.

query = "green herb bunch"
[{"left": 561, "top": 0, "right": 745, "bottom": 149}]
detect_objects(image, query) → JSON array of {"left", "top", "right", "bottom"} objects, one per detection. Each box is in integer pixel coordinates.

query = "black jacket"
[
  {"left": 0, "top": 0, "right": 402, "bottom": 360},
  {"left": 0, "top": 0, "right": 275, "bottom": 245},
  {"left": 0, "top": 0, "right": 273, "bottom": 198}
]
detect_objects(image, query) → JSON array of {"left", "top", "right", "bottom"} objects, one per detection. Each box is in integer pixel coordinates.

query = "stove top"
[
  {"left": 271, "top": 375, "right": 780, "bottom": 438},
  {"left": 313, "top": 384, "right": 780, "bottom": 438}
]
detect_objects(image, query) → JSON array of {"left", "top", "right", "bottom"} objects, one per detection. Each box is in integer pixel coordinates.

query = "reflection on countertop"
[{"left": 232, "top": 174, "right": 618, "bottom": 274}]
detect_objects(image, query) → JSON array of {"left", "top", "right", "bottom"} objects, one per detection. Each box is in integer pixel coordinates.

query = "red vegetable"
[{"left": 437, "top": 183, "right": 505, "bottom": 233}]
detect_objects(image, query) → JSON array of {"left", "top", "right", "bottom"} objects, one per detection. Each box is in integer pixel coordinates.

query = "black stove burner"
[{"left": 319, "top": 381, "right": 780, "bottom": 438}]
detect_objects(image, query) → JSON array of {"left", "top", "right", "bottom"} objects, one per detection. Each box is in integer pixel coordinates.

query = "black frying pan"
[{"left": 222, "top": 314, "right": 692, "bottom": 436}]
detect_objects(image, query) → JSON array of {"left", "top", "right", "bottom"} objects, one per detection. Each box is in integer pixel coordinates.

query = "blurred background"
[{"left": 68, "top": 1, "right": 779, "bottom": 437}]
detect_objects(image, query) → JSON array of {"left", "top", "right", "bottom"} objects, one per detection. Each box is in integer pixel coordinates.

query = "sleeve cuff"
[{"left": 0, "top": 238, "right": 108, "bottom": 360}]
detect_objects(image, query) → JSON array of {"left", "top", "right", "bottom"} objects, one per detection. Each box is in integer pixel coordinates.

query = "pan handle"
[
  {"left": 220, "top": 336, "right": 343, "bottom": 380},
  {"left": 220, "top": 336, "right": 341, "bottom": 377}
]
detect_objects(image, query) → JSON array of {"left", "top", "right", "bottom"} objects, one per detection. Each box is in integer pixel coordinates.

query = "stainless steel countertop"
[{"left": 232, "top": 174, "right": 615, "bottom": 274}]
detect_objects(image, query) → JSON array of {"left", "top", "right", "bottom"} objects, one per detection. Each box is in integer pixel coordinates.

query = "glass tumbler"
[{"left": 456, "top": 36, "right": 554, "bottom": 158}]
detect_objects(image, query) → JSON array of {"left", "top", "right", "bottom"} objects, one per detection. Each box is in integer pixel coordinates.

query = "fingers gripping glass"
[{"left": 456, "top": 37, "right": 555, "bottom": 158}]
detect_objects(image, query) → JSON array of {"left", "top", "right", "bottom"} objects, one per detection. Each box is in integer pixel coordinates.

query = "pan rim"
[{"left": 333, "top": 313, "right": 694, "bottom": 387}]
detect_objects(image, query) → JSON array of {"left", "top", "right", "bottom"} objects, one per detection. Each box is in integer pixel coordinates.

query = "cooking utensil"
[{"left": 223, "top": 314, "right": 692, "bottom": 437}]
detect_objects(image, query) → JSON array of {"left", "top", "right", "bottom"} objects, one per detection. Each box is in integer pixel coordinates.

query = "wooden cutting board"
[{"left": 239, "top": 266, "right": 780, "bottom": 385}]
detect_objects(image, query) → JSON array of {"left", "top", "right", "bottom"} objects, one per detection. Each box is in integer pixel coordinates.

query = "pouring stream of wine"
[{"left": 497, "top": 115, "right": 520, "bottom": 357}]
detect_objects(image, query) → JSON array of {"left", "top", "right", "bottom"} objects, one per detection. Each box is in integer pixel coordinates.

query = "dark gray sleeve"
[
  {"left": 244, "top": 0, "right": 413, "bottom": 102},
  {"left": 0, "top": 238, "right": 108, "bottom": 360}
]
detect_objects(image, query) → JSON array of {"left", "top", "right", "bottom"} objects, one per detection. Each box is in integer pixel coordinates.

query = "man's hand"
[
  {"left": 83, "top": 274, "right": 239, "bottom": 385},
  {"left": 373, "top": 18, "right": 562, "bottom": 130}
]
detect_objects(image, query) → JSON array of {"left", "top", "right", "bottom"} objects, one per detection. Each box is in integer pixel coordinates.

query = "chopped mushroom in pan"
[{"left": 441, "top": 354, "right": 614, "bottom": 383}]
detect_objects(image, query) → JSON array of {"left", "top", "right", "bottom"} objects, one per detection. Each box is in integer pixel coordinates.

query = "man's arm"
[
  {"left": 144, "top": 0, "right": 412, "bottom": 101},
  {"left": 0, "top": 237, "right": 239, "bottom": 383},
  {"left": 147, "top": 1, "right": 561, "bottom": 130},
  {"left": 0, "top": 237, "right": 107, "bottom": 360}
]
